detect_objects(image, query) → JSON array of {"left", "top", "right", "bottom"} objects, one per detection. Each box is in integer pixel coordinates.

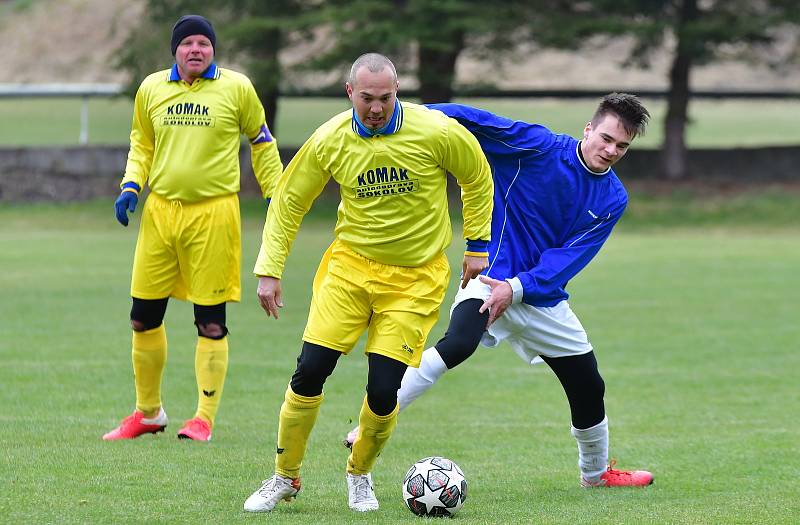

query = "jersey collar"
[
  {"left": 351, "top": 99, "right": 404, "bottom": 138},
  {"left": 168, "top": 62, "right": 220, "bottom": 82},
  {"left": 575, "top": 141, "right": 611, "bottom": 176}
]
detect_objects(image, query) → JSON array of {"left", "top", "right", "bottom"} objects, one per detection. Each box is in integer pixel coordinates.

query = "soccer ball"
[{"left": 402, "top": 456, "right": 467, "bottom": 517}]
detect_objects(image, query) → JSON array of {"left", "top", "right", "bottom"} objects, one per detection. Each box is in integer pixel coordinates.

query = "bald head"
[{"left": 348, "top": 53, "right": 398, "bottom": 86}]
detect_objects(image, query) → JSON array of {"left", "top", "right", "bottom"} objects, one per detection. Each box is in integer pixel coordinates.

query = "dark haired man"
[
  {"left": 346, "top": 93, "right": 655, "bottom": 488},
  {"left": 103, "top": 14, "right": 282, "bottom": 442}
]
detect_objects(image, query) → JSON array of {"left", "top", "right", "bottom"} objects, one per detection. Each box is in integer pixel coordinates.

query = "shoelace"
[
  {"left": 605, "top": 458, "right": 631, "bottom": 477},
  {"left": 257, "top": 477, "right": 281, "bottom": 497},
  {"left": 351, "top": 476, "right": 374, "bottom": 501}
]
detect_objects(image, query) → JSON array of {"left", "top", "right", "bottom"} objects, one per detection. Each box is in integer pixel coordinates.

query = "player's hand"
[
  {"left": 478, "top": 275, "right": 513, "bottom": 327},
  {"left": 257, "top": 276, "right": 284, "bottom": 319},
  {"left": 461, "top": 255, "right": 488, "bottom": 289},
  {"left": 114, "top": 189, "right": 139, "bottom": 227}
]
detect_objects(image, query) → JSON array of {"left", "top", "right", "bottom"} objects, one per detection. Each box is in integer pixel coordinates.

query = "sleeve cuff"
[
  {"left": 505, "top": 277, "right": 524, "bottom": 304},
  {"left": 466, "top": 238, "right": 489, "bottom": 254},
  {"left": 120, "top": 181, "right": 141, "bottom": 195}
]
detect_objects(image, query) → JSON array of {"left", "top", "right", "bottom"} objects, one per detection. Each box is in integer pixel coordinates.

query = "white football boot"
[
  {"left": 243, "top": 474, "right": 301, "bottom": 512},
  {"left": 346, "top": 472, "right": 379, "bottom": 512}
]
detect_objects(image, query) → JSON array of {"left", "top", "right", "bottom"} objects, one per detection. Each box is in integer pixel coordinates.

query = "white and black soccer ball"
[{"left": 402, "top": 456, "right": 467, "bottom": 517}]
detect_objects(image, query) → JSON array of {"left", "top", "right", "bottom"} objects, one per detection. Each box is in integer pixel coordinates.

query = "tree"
[
  {"left": 527, "top": 0, "right": 800, "bottom": 179},
  {"left": 305, "top": 0, "right": 534, "bottom": 103}
]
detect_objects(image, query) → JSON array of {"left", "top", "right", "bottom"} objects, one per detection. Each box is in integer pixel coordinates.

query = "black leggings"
[
  {"left": 130, "top": 297, "right": 227, "bottom": 338},
  {"left": 289, "top": 342, "right": 407, "bottom": 416},
  {"left": 434, "top": 298, "right": 606, "bottom": 429},
  {"left": 434, "top": 299, "right": 487, "bottom": 368}
]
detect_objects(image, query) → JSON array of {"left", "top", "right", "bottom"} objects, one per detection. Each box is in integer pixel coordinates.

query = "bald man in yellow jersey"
[
  {"left": 103, "top": 15, "right": 283, "bottom": 443},
  {"left": 244, "top": 53, "right": 493, "bottom": 513}
]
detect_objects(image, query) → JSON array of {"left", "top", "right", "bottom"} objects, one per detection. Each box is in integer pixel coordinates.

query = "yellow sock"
[
  {"left": 194, "top": 336, "right": 229, "bottom": 426},
  {"left": 132, "top": 325, "right": 167, "bottom": 417},
  {"left": 275, "top": 385, "right": 323, "bottom": 479},
  {"left": 347, "top": 396, "right": 399, "bottom": 475}
]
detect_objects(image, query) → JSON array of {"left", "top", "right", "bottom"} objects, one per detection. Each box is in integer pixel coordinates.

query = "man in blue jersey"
[{"left": 345, "top": 93, "right": 654, "bottom": 488}]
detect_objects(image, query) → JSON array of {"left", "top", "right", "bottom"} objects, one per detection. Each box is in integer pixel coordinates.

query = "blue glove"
[{"left": 115, "top": 182, "right": 140, "bottom": 226}]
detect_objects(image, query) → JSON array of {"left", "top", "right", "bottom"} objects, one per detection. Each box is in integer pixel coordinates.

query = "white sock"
[
  {"left": 571, "top": 416, "right": 609, "bottom": 482},
  {"left": 397, "top": 347, "right": 448, "bottom": 411}
]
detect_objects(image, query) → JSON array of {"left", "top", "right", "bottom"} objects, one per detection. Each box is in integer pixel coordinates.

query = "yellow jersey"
[
  {"left": 254, "top": 101, "right": 493, "bottom": 277},
  {"left": 121, "top": 63, "right": 282, "bottom": 202}
]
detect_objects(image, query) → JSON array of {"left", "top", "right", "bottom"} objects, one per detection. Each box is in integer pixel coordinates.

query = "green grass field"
[
  {"left": 1, "top": 200, "right": 798, "bottom": 524},
  {"left": 1, "top": 96, "right": 799, "bottom": 148}
]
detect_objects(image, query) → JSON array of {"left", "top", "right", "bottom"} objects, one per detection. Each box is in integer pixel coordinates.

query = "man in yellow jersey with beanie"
[
  {"left": 103, "top": 14, "right": 283, "bottom": 442},
  {"left": 243, "top": 53, "right": 493, "bottom": 513}
]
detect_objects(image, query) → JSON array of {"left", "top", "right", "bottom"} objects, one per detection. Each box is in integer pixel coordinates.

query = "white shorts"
[{"left": 452, "top": 277, "right": 593, "bottom": 365}]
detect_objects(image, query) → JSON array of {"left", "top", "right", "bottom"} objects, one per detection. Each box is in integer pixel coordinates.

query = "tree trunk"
[
  {"left": 252, "top": 28, "right": 282, "bottom": 135},
  {"left": 661, "top": 0, "right": 697, "bottom": 180},
  {"left": 662, "top": 51, "right": 691, "bottom": 179},
  {"left": 661, "top": 0, "right": 701, "bottom": 179},
  {"left": 417, "top": 30, "right": 465, "bottom": 104}
]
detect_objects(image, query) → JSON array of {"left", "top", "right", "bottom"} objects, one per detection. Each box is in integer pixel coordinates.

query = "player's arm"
[
  {"left": 253, "top": 134, "right": 330, "bottom": 312},
  {"left": 509, "top": 200, "right": 627, "bottom": 305},
  {"left": 240, "top": 78, "right": 282, "bottom": 202},
  {"left": 442, "top": 119, "right": 494, "bottom": 288},
  {"left": 121, "top": 83, "right": 155, "bottom": 191},
  {"left": 429, "top": 103, "right": 554, "bottom": 153},
  {"left": 115, "top": 83, "right": 155, "bottom": 226}
]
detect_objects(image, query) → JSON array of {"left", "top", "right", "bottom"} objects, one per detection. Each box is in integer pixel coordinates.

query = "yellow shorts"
[
  {"left": 131, "top": 192, "right": 241, "bottom": 305},
  {"left": 303, "top": 240, "right": 450, "bottom": 367}
]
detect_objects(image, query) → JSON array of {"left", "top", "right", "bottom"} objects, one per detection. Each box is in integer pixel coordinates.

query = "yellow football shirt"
[
  {"left": 254, "top": 101, "right": 493, "bottom": 277},
  {"left": 122, "top": 63, "right": 282, "bottom": 202}
]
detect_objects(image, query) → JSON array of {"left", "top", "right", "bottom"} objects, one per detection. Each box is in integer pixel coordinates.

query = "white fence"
[{"left": 0, "top": 83, "right": 123, "bottom": 145}]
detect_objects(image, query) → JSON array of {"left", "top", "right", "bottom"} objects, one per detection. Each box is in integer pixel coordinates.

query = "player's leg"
[
  {"left": 345, "top": 353, "right": 406, "bottom": 511},
  {"left": 176, "top": 302, "right": 228, "bottom": 441},
  {"left": 540, "top": 352, "right": 608, "bottom": 481},
  {"left": 399, "top": 298, "right": 487, "bottom": 409},
  {"left": 244, "top": 342, "right": 340, "bottom": 512},
  {"left": 344, "top": 251, "right": 450, "bottom": 510},
  {"left": 348, "top": 353, "right": 406, "bottom": 473},
  {"left": 104, "top": 194, "right": 179, "bottom": 440},
  {"left": 246, "top": 241, "right": 369, "bottom": 512},
  {"left": 519, "top": 301, "right": 653, "bottom": 486},
  {"left": 278, "top": 342, "right": 341, "bottom": 476},
  {"left": 541, "top": 346, "right": 653, "bottom": 486},
  {"left": 103, "top": 297, "right": 170, "bottom": 440},
  {"left": 344, "top": 286, "right": 488, "bottom": 448},
  {"left": 174, "top": 195, "right": 241, "bottom": 441}
]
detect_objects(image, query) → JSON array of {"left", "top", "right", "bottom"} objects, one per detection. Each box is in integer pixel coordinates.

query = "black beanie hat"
[{"left": 170, "top": 15, "right": 216, "bottom": 56}]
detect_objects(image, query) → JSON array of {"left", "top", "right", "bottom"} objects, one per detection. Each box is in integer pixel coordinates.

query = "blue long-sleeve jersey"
[{"left": 430, "top": 104, "right": 628, "bottom": 307}]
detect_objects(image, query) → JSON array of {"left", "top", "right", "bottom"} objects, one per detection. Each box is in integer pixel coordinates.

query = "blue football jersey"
[{"left": 429, "top": 103, "right": 628, "bottom": 307}]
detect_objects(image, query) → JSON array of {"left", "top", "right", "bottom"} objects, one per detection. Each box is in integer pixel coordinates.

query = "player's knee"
[
  {"left": 130, "top": 297, "right": 168, "bottom": 331},
  {"left": 436, "top": 333, "right": 479, "bottom": 369},
  {"left": 587, "top": 373, "right": 605, "bottom": 400},
  {"left": 130, "top": 319, "right": 150, "bottom": 332},
  {"left": 290, "top": 342, "right": 340, "bottom": 397},
  {"left": 435, "top": 299, "right": 485, "bottom": 368},
  {"left": 292, "top": 358, "right": 333, "bottom": 392},
  {"left": 365, "top": 381, "right": 399, "bottom": 416},
  {"left": 367, "top": 378, "right": 400, "bottom": 416},
  {"left": 196, "top": 322, "right": 228, "bottom": 340},
  {"left": 193, "top": 302, "right": 226, "bottom": 339}
]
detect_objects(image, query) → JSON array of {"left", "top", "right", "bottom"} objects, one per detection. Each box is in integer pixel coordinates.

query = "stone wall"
[{"left": 1, "top": 144, "right": 798, "bottom": 202}]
